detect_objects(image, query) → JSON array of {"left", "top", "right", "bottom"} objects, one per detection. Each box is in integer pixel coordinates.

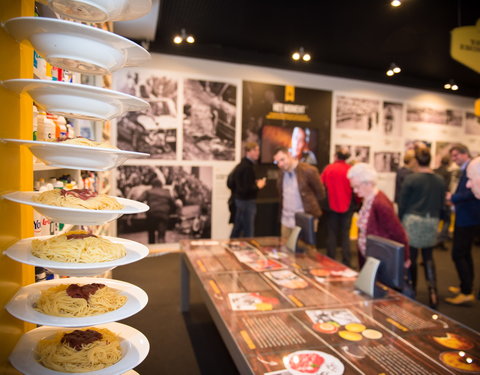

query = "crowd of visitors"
[{"left": 226, "top": 141, "right": 480, "bottom": 309}]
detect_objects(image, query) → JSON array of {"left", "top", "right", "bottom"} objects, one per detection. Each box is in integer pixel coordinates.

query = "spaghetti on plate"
[
  {"left": 35, "top": 282, "right": 127, "bottom": 317},
  {"left": 32, "top": 230, "right": 126, "bottom": 263},
  {"left": 36, "top": 327, "right": 121, "bottom": 372},
  {"left": 32, "top": 189, "right": 123, "bottom": 210},
  {"left": 52, "top": 137, "right": 116, "bottom": 149}
]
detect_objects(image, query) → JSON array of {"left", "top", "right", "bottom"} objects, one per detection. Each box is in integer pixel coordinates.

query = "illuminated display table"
[{"left": 180, "top": 237, "right": 480, "bottom": 375}]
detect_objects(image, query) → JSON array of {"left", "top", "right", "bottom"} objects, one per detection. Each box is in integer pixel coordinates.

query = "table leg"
[{"left": 180, "top": 255, "right": 190, "bottom": 312}]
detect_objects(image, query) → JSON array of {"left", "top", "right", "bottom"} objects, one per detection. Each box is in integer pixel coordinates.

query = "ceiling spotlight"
[
  {"left": 391, "top": 0, "right": 402, "bottom": 7},
  {"left": 173, "top": 28, "right": 195, "bottom": 45},
  {"left": 444, "top": 79, "right": 459, "bottom": 91},
  {"left": 386, "top": 63, "right": 401, "bottom": 76},
  {"left": 292, "top": 47, "right": 311, "bottom": 62}
]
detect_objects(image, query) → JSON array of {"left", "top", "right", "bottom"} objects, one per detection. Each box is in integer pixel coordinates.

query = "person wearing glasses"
[{"left": 347, "top": 163, "right": 410, "bottom": 270}]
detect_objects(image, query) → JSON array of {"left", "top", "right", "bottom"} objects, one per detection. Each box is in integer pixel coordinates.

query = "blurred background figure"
[
  {"left": 139, "top": 179, "right": 176, "bottom": 244},
  {"left": 227, "top": 142, "right": 266, "bottom": 238},
  {"left": 446, "top": 144, "right": 480, "bottom": 305},
  {"left": 321, "top": 146, "right": 355, "bottom": 266},
  {"left": 399, "top": 147, "right": 445, "bottom": 308},
  {"left": 434, "top": 155, "right": 453, "bottom": 250},
  {"left": 273, "top": 147, "right": 325, "bottom": 240},
  {"left": 466, "top": 156, "right": 480, "bottom": 199},
  {"left": 347, "top": 163, "right": 409, "bottom": 273},
  {"left": 394, "top": 149, "right": 416, "bottom": 206},
  {"left": 289, "top": 127, "right": 317, "bottom": 165}
]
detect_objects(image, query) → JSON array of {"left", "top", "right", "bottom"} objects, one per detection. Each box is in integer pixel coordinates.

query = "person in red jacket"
[
  {"left": 321, "top": 147, "right": 354, "bottom": 266},
  {"left": 347, "top": 163, "right": 410, "bottom": 270}
]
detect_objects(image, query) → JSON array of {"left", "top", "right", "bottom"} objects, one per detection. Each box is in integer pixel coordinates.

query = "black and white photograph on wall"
[
  {"left": 114, "top": 69, "right": 179, "bottom": 159},
  {"left": 465, "top": 112, "right": 480, "bottom": 135},
  {"left": 406, "top": 104, "right": 463, "bottom": 127},
  {"left": 242, "top": 81, "right": 332, "bottom": 167},
  {"left": 116, "top": 165, "right": 213, "bottom": 244},
  {"left": 335, "top": 95, "right": 380, "bottom": 131},
  {"left": 334, "top": 144, "right": 370, "bottom": 164},
  {"left": 382, "top": 101, "right": 403, "bottom": 136},
  {"left": 374, "top": 152, "right": 401, "bottom": 173},
  {"left": 182, "top": 79, "right": 236, "bottom": 161}
]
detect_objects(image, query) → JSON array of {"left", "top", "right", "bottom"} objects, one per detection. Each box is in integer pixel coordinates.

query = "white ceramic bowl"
[
  {"left": 2, "top": 191, "right": 149, "bottom": 226},
  {"left": 2, "top": 79, "right": 149, "bottom": 121},
  {"left": 9, "top": 322, "right": 149, "bottom": 375},
  {"left": 41, "top": 0, "right": 152, "bottom": 22},
  {"left": 6, "top": 277, "right": 148, "bottom": 327},
  {"left": 4, "top": 235, "right": 149, "bottom": 277},
  {"left": 1, "top": 139, "right": 149, "bottom": 171},
  {"left": 4, "top": 17, "right": 150, "bottom": 75}
]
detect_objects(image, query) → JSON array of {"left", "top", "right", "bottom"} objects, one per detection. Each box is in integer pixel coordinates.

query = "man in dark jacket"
[
  {"left": 273, "top": 147, "right": 325, "bottom": 240},
  {"left": 229, "top": 142, "right": 266, "bottom": 238},
  {"left": 445, "top": 144, "right": 480, "bottom": 305},
  {"left": 140, "top": 179, "right": 175, "bottom": 244}
]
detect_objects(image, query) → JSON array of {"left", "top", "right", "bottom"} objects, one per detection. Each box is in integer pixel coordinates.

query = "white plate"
[
  {"left": 9, "top": 322, "right": 149, "bottom": 375},
  {"left": 2, "top": 191, "right": 149, "bottom": 225},
  {"left": 1, "top": 139, "right": 149, "bottom": 171},
  {"left": 2, "top": 79, "right": 149, "bottom": 121},
  {"left": 283, "top": 350, "right": 344, "bottom": 375},
  {"left": 4, "top": 17, "right": 150, "bottom": 75},
  {"left": 6, "top": 277, "right": 148, "bottom": 327},
  {"left": 4, "top": 235, "right": 149, "bottom": 277},
  {"left": 39, "top": 0, "right": 152, "bottom": 22}
]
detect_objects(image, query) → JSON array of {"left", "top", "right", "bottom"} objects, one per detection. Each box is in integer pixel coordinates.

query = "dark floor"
[{"left": 113, "top": 241, "right": 480, "bottom": 375}]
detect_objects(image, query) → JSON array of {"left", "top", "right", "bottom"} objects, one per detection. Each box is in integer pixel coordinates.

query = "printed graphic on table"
[
  {"left": 300, "top": 255, "right": 358, "bottom": 282},
  {"left": 224, "top": 240, "right": 259, "bottom": 252},
  {"left": 245, "top": 346, "right": 357, "bottom": 375},
  {"left": 355, "top": 299, "right": 468, "bottom": 335},
  {"left": 203, "top": 271, "right": 293, "bottom": 312},
  {"left": 231, "top": 248, "right": 288, "bottom": 272},
  {"left": 263, "top": 270, "right": 341, "bottom": 308},
  {"left": 183, "top": 242, "right": 245, "bottom": 272},
  {"left": 295, "top": 307, "right": 462, "bottom": 374}
]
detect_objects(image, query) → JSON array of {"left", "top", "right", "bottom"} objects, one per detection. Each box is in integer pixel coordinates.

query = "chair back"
[{"left": 286, "top": 226, "right": 302, "bottom": 252}]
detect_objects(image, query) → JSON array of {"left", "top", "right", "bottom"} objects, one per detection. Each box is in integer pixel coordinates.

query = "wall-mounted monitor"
[{"left": 260, "top": 124, "right": 319, "bottom": 165}]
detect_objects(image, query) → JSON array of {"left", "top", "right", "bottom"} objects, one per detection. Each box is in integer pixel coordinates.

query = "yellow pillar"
[{"left": 0, "top": 0, "right": 35, "bottom": 373}]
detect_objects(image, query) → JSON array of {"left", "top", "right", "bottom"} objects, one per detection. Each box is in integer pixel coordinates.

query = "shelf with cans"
[{"left": 2, "top": 1, "right": 154, "bottom": 374}]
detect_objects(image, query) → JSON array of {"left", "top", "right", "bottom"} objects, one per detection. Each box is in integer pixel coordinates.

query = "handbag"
[{"left": 402, "top": 213, "right": 439, "bottom": 248}]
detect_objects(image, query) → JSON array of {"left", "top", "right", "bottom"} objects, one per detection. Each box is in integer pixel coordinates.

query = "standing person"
[
  {"left": 139, "top": 179, "right": 175, "bottom": 244},
  {"left": 346, "top": 163, "right": 410, "bottom": 271},
  {"left": 273, "top": 147, "right": 325, "bottom": 240},
  {"left": 394, "top": 149, "right": 416, "bottom": 206},
  {"left": 228, "top": 142, "right": 266, "bottom": 238},
  {"left": 399, "top": 147, "right": 445, "bottom": 308},
  {"left": 466, "top": 156, "right": 480, "bottom": 199},
  {"left": 445, "top": 144, "right": 480, "bottom": 305},
  {"left": 321, "top": 147, "right": 354, "bottom": 266},
  {"left": 434, "top": 155, "right": 453, "bottom": 249}
]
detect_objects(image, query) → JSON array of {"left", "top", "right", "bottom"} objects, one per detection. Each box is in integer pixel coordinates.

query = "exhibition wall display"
[{"left": 113, "top": 53, "right": 479, "bottom": 243}]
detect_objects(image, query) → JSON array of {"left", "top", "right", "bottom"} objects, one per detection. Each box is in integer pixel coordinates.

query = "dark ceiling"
[{"left": 144, "top": 0, "right": 480, "bottom": 98}]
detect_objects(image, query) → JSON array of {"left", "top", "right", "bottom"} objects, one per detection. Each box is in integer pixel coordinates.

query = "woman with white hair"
[{"left": 347, "top": 163, "right": 410, "bottom": 269}]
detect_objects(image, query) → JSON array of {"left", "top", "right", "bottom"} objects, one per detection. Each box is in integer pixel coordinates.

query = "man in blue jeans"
[{"left": 228, "top": 142, "right": 266, "bottom": 238}]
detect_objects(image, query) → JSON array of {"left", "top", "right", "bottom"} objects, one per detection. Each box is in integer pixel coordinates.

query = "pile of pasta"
[
  {"left": 32, "top": 230, "right": 126, "bottom": 263},
  {"left": 52, "top": 136, "right": 117, "bottom": 149},
  {"left": 35, "top": 282, "right": 127, "bottom": 317},
  {"left": 36, "top": 327, "right": 122, "bottom": 372},
  {"left": 33, "top": 188, "right": 123, "bottom": 210}
]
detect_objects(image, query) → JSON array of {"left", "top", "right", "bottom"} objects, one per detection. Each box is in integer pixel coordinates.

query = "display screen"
[{"left": 260, "top": 124, "right": 319, "bottom": 165}]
